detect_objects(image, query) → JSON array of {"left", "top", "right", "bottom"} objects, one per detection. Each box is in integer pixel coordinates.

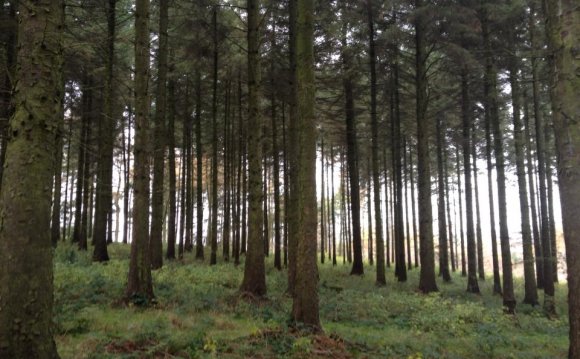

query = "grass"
[{"left": 54, "top": 243, "right": 569, "bottom": 358}]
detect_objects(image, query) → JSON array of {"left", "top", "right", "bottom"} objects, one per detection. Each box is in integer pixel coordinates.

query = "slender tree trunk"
[
  {"left": 320, "top": 139, "right": 326, "bottom": 264},
  {"left": 403, "top": 137, "right": 412, "bottom": 270},
  {"left": 73, "top": 75, "right": 91, "bottom": 245},
  {"left": 331, "top": 145, "right": 337, "bottom": 266},
  {"left": 472, "top": 122, "right": 485, "bottom": 281},
  {"left": 240, "top": 0, "right": 266, "bottom": 296},
  {"left": 415, "top": 0, "right": 437, "bottom": 292},
  {"left": 122, "top": 108, "right": 132, "bottom": 244},
  {"left": 166, "top": 69, "right": 177, "bottom": 260},
  {"left": 410, "top": 148, "right": 418, "bottom": 268},
  {"left": 523, "top": 89, "right": 544, "bottom": 289},
  {"left": 489, "top": 44, "right": 516, "bottom": 313},
  {"left": 341, "top": 21, "right": 363, "bottom": 275},
  {"left": 508, "top": 63, "right": 538, "bottom": 305},
  {"left": 125, "top": 0, "right": 154, "bottom": 304},
  {"left": 444, "top": 148, "right": 456, "bottom": 273},
  {"left": 437, "top": 116, "right": 451, "bottom": 282},
  {"left": 51, "top": 112, "right": 64, "bottom": 247},
  {"left": 545, "top": 132, "right": 558, "bottom": 283},
  {"left": 210, "top": 6, "right": 219, "bottom": 265},
  {"left": 461, "top": 71, "right": 479, "bottom": 294},
  {"left": 271, "top": 52, "right": 282, "bottom": 270},
  {"left": 456, "top": 147, "right": 466, "bottom": 277},
  {"left": 150, "top": 0, "right": 169, "bottom": 269},
  {"left": 93, "top": 0, "right": 117, "bottom": 262},
  {"left": 366, "top": 165, "right": 373, "bottom": 265},
  {"left": 194, "top": 72, "right": 204, "bottom": 260},
  {"left": 0, "top": 1, "right": 64, "bottom": 356}
]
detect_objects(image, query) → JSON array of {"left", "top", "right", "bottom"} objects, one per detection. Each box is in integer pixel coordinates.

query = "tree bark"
[
  {"left": 437, "top": 116, "right": 451, "bottom": 282},
  {"left": 150, "top": 0, "right": 168, "bottom": 269},
  {"left": 125, "top": 0, "right": 154, "bottom": 304},
  {"left": 0, "top": 0, "right": 64, "bottom": 356},
  {"left": 240, "top": 0, "right": 266, "bottom": 296},
  {"left": 543, "top": 0, "right": 580, "bottom": 353}
]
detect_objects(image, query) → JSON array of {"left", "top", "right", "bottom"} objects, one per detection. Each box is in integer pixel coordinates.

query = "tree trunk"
[
  {"left": 472, "top": 122, "right": 485, "bottom": 281},
  {"left": 461, "top": 71, "right": 479, "bottom": 294},
  {"left": 290, "top": 0, "right": 321, "bottom": 329},
  {"left": 195, "top": 71, "right": 204, "bottom": 260},
  {"left": 166, "top": 69, "right": 177, "bottom": 260},
  {"left": 456, "top": 146, "right": 466, "bottom": 277},
  {"left": 415, "top": 0, "right": 437, "bottom": 292},
  {"left": 320, "top": 139, "right": 326, "bottom": 264},
  {"left": 341, "top": 20, "right": 363, "bottom": 276},
  {"left": 509, "top": 62, "right": 538, "bottom": 305},
  {"left": 543, "top": 0, "right": 580, "bottom": 352},
  {"left": 125, "top": 0, "right": 154, "bottom": 304},
  {"left": 523, "top": 89, "right": 544, "bottom": 289},
  {"left": 403, "top": 137, "right": 412, "bottom": 270},
  {"left": 437, "top": 116, "right": 451, "bottom": 282},
  {"left": 150, "top": 0, "right": 168, "bottom": 269},
  {"left": 210, "top": 6, "right": 219, "bottom": 265},
  {"left": 240, "top": 0, "right": 266, "bottom": 296},
  {"left": 0, "top": 1, "right": 63, "bottom": 356}
]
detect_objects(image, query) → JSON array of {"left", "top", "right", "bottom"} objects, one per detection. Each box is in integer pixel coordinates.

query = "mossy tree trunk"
[
  {"left": 0, "top": 0, "right": 64, "bottom": 356},
  {"left": 542, "top": 0, "right": 579, "bottom": 353},
  {"left": 125, "top": 0, "right": 154, "bottom": 304}
]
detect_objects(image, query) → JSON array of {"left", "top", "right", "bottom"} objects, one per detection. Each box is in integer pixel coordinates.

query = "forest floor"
[{"left": 54, "top": 244, "right": 568, "bottom": 358}]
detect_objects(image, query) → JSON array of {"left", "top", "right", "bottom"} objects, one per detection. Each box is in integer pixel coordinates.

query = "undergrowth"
[{"left": 54, "top": 243, "right": 568, "bottom": 358}]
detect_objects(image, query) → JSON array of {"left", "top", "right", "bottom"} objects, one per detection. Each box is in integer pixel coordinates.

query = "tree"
[
  {"left": 125, "top": 0, "right": 154, "bottom": 304},
  {"left": 542, "top": 0, "right": 579, "bottom": 354},
  {"left": 415, "top": 0, "right": 437, "bottom": 293},
  {"left": 0, "top": 0, "right": 64, "bottom": 356},
  {"left": 150, "top": 0, "right": 169, "bottom": 270},
  {"left": 240, "top": 0, "right": 266, "bottom": 296},
  {"left": 290, "top": 0, "right": 321, "bottom": 330}
]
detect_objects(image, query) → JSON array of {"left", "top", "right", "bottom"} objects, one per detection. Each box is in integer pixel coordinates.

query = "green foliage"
[{"left": 54, "top": 245, "right": 568, "bottom": 358}]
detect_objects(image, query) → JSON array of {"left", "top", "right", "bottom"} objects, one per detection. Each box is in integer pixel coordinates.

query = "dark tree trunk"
[
  {"left": 437, "top": 116, "right": 451, "bottom": 282},
  {"left": 290, "top": 0, "right": 321, "bottom": 329},
  {"left": 125, "top": 0, "right": 154, "bottom": 304},
  {"left": 331, "top": 145, "right": 337, "bottom": 266},
  {"left": 456, "top": 147, "right": 466, "bottom": 277},
  {"left": 320, "top": 139, "right": 326, "bottom": 264},
  {"left": 410, "top": 148, "right": 418, "bottom": 268},
  {"left": 523, "top": 89, "right": 543, "bottom": 289},
  {"left": 210, "top": 6, "right": 219, "bottom": 265},
  {"left": 166, "top": 70, "right": 177, "bottom": 260},
  {"left": 150, "top": 0, "right": 169, "bottom": 269},
  {"left": 472, "top": 122, "right": 485, "bottom": 281},
  {"left": 444, "top": 147, "right": 456, "bottom": 273},
  {"left": 461, "top": 71, "right": 479, "bottom": 294},
  {"left": 195, "top": 71, "right": 204, "bottom": 260},
  {"left": 92, "top": 0, "right": 117, "bottom": 262},
  {"left": 487, "top": 27, "right": 516, "bottom": 311},
  {"left": 271, "top": 46, "right": 282, "bottom": 270},
  {"left": 415, "top": 0, "right": 437, "bottom": 292},
  {"left": 240, "top": 0, "right": 266, "bottom": 296},
  {"left": 0, "top": 1, "right": 64, "bottom": 356},
  {"left": 403, "top": 137, "right": 412, "bottom": 270}
]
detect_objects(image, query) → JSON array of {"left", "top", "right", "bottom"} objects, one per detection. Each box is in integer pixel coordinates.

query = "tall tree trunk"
[
  {"left": 489, "top": 45, "right": 516, "bottom": 314},
  {"left": 461, "top": 71, "right": 479, "bottom": 294},
  {"left": 210, "top": 6, "right": 219, "bottom": 265},
  {"left": 0, "top": 0, "right": 64, "bottom": 356},
  {"left": 437, "top": 116, "right": 451, "bottom": 282},
  {"left": 545, "top": 131, "right": 558, "bottom": 283},
  {"left": 523, "top": 89, "right": 543, "bottom": 288},
  {"left": 223, "top": 79, "right": 232, "bottom": 262},
  {"left": 415, "top": 0, "right": 437, "bottom": 292},
  {"left": 150, "top": 0, "right": 169, "bottom": 269},
  {"left": 73, "top": 74, "right": 91, "bottom": 245},
  {"left": 543, "top": 0, "right": 580, "bottom": 352},
  {"left": 341, "top": 19, "right": 363, "bottom": 275},
  {"left": 240, "top": 0, "right": 266, "bottom": 296},
  {"left": 472, "top": 122, "right": 485, "bottom": 280},
  {"left": 410, "top": 147, "right": 418, "bottom": 268},
  {"left": 403, "top": 137, "right": 412, "bottom": 270},
  {"left": 126, "top": 0, "right": 154, "bottom": 304},
  {"left": 166, "top": 68, "right": 177, "bottom": 260},
  {"left": 122, "top": 108, "right": 132, "bottom": 244},
  {"left": 320, "top": 138, "right": 326, "bottom": 264},
  {"left": 79, "top": 91, "right": 93, "bottom": 251},
  {"left": 392, "top": 26, "right": 406, "bottom": 281},
  {"left": 195, "top": 71, "right": 204, "bottom": 260},
  {"left": 271, "top": 49, "right": 282, "bottom": 270},
  {"left": 366, "top": 164, "right": 373, "bottom": 265},
  {"left": 444, "top": 147, "right": 456, "bottom": 272},
  {"left": 331, "top": 145, "right": 337, "bottom": 266},
  {"left": 290, "top": 0, "right": 320, "bottom": 329},
  {"left": 456, "top": 146, "right": 466, "bottom": 277},
  {"left": 93, "top": 0, "right": 117, "bottom": 262},
  {"left": 509, "top": 61, "right": 538, "bottom": 305},
  {"left": 51, "top": 112, "right": 64, "bottom": 247}
]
